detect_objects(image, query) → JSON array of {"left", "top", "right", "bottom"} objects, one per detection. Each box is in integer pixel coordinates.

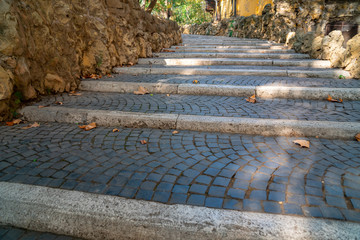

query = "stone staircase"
[
  {"left": 2, "top": 34, "right": 360, "bottom": 238},
  {"left": 21, "top": 34, "right": 360, "bottom": 139}
]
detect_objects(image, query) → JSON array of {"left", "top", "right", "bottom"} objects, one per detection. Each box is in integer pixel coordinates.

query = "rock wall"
[
  {"left": 0, "top": 0, "right": 181, "bottom": 121},
  {"left": 187, "top": 0, "right": 360, "bottom": 79}
]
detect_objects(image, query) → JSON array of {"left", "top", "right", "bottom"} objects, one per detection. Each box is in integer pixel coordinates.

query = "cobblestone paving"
[
  {"left": 1, "top": 123, "right": 360, "bottom": 222},
  {"left": 0, "top": 225, "right": 82, "bottom": 240},
  {"left": 34, "top": 92, "right": 360, "bottom": 122},
  {"left": 97, "top": 74, "right": 360, "bottom": 88}
]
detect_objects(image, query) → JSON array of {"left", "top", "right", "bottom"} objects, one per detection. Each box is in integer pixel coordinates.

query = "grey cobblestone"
[
  {"left": 0, "top": 225, "right": 82, "bottom": 240},
  {"left": 1, "top": 123, "right": 359, "bottom": 222}
]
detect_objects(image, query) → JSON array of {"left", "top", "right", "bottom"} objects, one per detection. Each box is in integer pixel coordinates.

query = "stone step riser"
[
  {"left": 20, "top": 106, "right": 360, "bottom": 140},
  {"left": 113, "top": 67, "right": 350, "bottom": 79},
  {"left": 153, "top": 52, "right": 310, "bottom": 59},
  {"left": 80, "top": 81, "right": 360, "bottom": 100},
  {"left": 138, "top": 58, "right": 332, "bottom": 68},
  {"left": 165, "top": 49, "right": 295, "bottom": 53},
  {"left": 3, "top": 182, "right": 358, "bottom": 240}
]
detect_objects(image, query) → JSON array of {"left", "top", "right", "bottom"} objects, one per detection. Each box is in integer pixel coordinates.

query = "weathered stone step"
[
  {"left": 113, "top": 66, "right": 350, "bottom": 79},
  {"left": 79, "top": 81, "right": 360, "bottom": 100},
  {"left": 181, "top": 42, "right": 283, "bottom": 47},
  {"left": 164, "top": 48, "right": 295, "bottom": 54},
  {"left": 138, "top": 58, "right": 332, "bottom": 68},
  {"left": 25, "top": 92, "right": 360, "bottom": 123},
  {"left": 3, "top": 182, "right": 360, "bottom": 239},
  {"left": 172, "top": 45, "right": 287, "bottom": 49},
  {"left": 20, "top": 106, "right": 360, "bottom": 139},
  {"left": 153, "top": 52, "right": 310, "bottom": 59},
  {"left": 89, "top": 74, "right": 360, "bottom": 89}
]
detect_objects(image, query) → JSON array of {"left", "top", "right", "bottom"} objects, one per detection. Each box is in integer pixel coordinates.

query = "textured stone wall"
[
  {"left": 187, "top": 0, "right": 360, "bottom": 79},
  {"left": 0, "top": 0, "right": 181, "bottom": 120}
]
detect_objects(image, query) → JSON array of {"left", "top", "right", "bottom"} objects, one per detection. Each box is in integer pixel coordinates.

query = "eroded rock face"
[
  {"left": 321, "top": 30, "right": 346, "bottom": 67},
  {"left": 0, "top": 0, "right": 181, "bottom": 119},
  {"left": 344, "top": 33, "right": 360, "bottom": 79}
]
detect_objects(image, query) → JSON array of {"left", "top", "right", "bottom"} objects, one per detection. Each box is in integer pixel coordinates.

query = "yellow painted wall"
[{"left": 219, "top": 0, "right": 273, "bottom": 19}]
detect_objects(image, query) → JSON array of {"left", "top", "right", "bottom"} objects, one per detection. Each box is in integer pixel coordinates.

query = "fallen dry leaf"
[
  {"left": 193, "top": 80, "right": 199, "bottom": 84},
  {"left": 107, "top": 74, "right": 114, "bottom": 78},
  {"left": 162, "top": 49, "right": 175, "bottom": 52},
  {"left": 128, "top": 62, "right": 134, "bottom": 66},
  {"left": 246, "top": 94, "right": 256, "bottom": 103},
  {"left": 6, "top": 119, "right": 22, "bottom": 126},
  {"left": 175, "top": 47, "right": 179, "bottom": 49},
  {"left": 293, "top": 140, "right": 310, "bottom": 148},
  {"left": 134, "top": 86, "right": 150, "bottom": 95},
  {"left": 327, "top": 95, "right": 343, "bottom": 103},
  {"left": 79, "top": 122, "right": 97, "bottom": 131},
  {"left": 113, "top": 128, "right": 120, "bottom": 132},
  {"left": 55, "top": 101, "right": 63, "bottom": 105},
  {"left": 69, "top": 91, "right": 82, "bottom": 96},
  {"left": 38, "top": 105, "right": 49, "bottom": 109},
  {"left": 166, "top": 94, "right": 170, "bottom": 97},
  {"left": 356, "top": 133, "right": 360, "bottom": 142},
  {"left": 172, "top": 130, "right": 179, "bottom": 134},
  {"left": 140, "top": 140, "right": 147, "bottom": 145},
  {"left": 21, "top": 122, "right": 40, "bottom": 130}
]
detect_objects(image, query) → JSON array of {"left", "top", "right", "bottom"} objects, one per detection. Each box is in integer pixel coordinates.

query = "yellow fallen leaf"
[
  {"left": 113, "top": 128, "right": 119, "bottom": 132},
  {"left": 166, "top": 94, "right": 170, "bottom": 97},
  {"left": 69, "top": 91, "right": 82, "bottom": 96},
  {"left": 327, "top": 95, "right": 343, "bottom": 103},
  {"left": 140, "top": 140, "right": 147, "bottom": 145},
  {"left": 193, "top": 80, "right": 199, "bottom": 84},
  {"left": 293, "top": 140, "right": 310, "bottom": 148},
  {"left": 172, "top": 130, "right": 179, "bottom": 134},
  {"left": 21, "top": 122, "right": 40, "bottom": 130},
  {"left": 55, "top": 101, "right": 63, "bottom": 105},
  {"left": 6, "top": 119, "right": 22, "bottom": 126},
  {"left": 134, "top": 86, "right": 150, "bottom": 95},
  {"left": 79, "top": 122, "right": 96, "bottom": 131},
  {"left": 246, "top": 94, "right": 256, "bottom": 103},
  {"left": 356, "top": 133, "right": 360, "bottom": 142}
]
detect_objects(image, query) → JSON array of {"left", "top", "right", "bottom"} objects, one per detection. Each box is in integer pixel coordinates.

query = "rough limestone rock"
[
  {"left": 0, "top": 66, "right": 13, "bottom": 101},
  {"left": 344, "top": 33, "right": 360, "bottom": 79},
  {"left": 0, "top": 0, "right": 181, "bottom": 119},
  {"left": 321, "top": 30, "right": 346, "bottom": 67}
]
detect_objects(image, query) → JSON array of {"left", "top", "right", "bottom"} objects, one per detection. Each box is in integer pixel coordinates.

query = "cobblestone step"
[
  {"left": 1, "top": 123, "right": 360, "bottom": 228},
  {"left": 113, "top": 65, "right": 350, "bottom": 79},
  {"left": 153, "top": 52, "right": 310, "bottom": 59},
  {"left": 79, "top": 81, "right": 360, "bottom": 100},
  {"left": 138, "top": 58, "right": 332, "bottom": 68},
  {"left": 171, "top": 45, "right": 287, "bottom": 50},
  {"left": 88, "top": 74, "right": 360, "bottom": 88},
  {"left": 164, "top": 48, "right": 295, "bottom": 54},
  {"left": 26, "top": 92, "right": 360, "bottom": 123},
  {"left": 19, "top": 105, "right": 360, "bottom": 139}
]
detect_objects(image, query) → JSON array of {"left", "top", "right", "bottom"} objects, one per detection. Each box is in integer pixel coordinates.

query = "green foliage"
[{"left": 141, "top": 0, "right": 213, "bottom": 25}]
